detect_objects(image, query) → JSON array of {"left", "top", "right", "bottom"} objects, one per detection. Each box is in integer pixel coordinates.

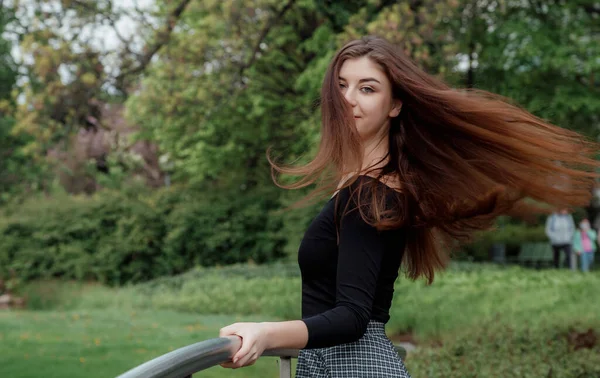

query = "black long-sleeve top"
[{"left": 298, "top": 175, "right": 407, "bottom": 349}]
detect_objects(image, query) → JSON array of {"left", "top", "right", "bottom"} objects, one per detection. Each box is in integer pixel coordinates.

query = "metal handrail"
[
  {"left": 117, "top": 336, "right": 407, "bottom": 378},
  {"left": 116, "top": 336, "right": 299, "bottom": 378}
]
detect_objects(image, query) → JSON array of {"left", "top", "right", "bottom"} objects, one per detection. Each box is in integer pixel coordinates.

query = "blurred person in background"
[
  {"left": 545, "top": 208, "right": 576, "bottom": 270},
  {"left": 573, "top": 218, "right": 597, "bottom": 272}
]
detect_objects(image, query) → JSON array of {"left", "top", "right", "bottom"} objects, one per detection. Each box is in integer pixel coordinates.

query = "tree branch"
[
  {"left": 204, "top": 0, "right": 298, "bottom": 123},
  {"left": 115, "top": 0, "right": 192, "bottom": 92},
  {"left": 180, "top": 0, "right": 299, "bottom": 129},
  {"left": 238, "top": 0, "right": 297, "bottom": 76},
  {"left": 107, "top": 13, "right": 134, "bottom": 52}
]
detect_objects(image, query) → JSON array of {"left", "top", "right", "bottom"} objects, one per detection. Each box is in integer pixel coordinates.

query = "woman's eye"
[
  {"left": 361, "top": 87, "right": 374, "bottom": 93},
  {"left": 339, "top": 83, "right": 346, "bottom": 89}
]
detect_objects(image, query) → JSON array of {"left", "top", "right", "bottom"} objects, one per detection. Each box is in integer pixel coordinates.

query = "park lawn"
[
  {"left": 405, "top": 316, "right": 600, "bottom": 378},
  {"left": 4, "top": 263, "right": 600, "bottom": 377},
  {"left": 0, "top": 309, "right": 285, "bottom": 378},
  {"left": 2, "top": 308, "right": 599, "bottom": 378}
]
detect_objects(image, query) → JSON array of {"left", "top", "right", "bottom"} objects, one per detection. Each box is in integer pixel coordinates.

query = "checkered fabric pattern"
[{"left": 295, "top": 321, "right": 412, "bottom": 378}]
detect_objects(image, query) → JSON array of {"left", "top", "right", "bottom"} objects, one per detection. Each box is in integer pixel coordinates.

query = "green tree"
[
  {"left": 125, "top": 0, "right": 320, "bottom": 188},
  {"left": 455, "top": 0, "right": 600, "bottom": 137},
  {"left": 0, "top": 5, "right": 31, "bottom": 204},
  {"left": 8, "top": 0, "right": 192, "bottom": 192}
]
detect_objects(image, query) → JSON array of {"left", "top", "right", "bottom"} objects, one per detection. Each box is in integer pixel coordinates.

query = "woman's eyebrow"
[{"left": 338, "top": 76, "right": 381, "bottom": 84}]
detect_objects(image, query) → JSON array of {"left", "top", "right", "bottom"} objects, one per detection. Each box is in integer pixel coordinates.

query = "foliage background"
[
  {"left": 1, "top": 0, "right": 598, "bottom": 284},
  {"left": 0, "top": 2, "right": 599, "bottom": 377}
]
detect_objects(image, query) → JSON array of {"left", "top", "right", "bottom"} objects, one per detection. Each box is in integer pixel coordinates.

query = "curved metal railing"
[
  {"left": 117, "top": 336, "right": 407, "bottom": 378},
  {"left": 116, "top": 336, "right": 240, "bottom": 378}
]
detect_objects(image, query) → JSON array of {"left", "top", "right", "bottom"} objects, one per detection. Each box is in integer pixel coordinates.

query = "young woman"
[{"left": 219, "top": 36, "right": 599, "bottom": 377}]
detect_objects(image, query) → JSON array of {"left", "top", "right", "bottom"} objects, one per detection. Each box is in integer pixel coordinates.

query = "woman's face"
[{"left": 338, "top": 56, "right": 401, "bottom": 142}]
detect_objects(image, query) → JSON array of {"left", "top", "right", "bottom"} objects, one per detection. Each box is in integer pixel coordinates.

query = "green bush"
[
  {"left": 0, "top": 187, "right": 287, "bottom": 286},
  {"left": 0, "top": 191, "right": 163, "bottom": 285},
  {"left": 160, "top": 189, "right": 286, "bottom": 269},
  {"left": 0, "top": 181, "right": 566, "bottom": 287},
  {"left": 457, "top": 223, "right": 547, "bottom": 261}
]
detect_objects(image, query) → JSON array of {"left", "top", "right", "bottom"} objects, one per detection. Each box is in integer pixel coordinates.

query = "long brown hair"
[{"left": 268, "top": 36, "right": 599, "bottom": 283}]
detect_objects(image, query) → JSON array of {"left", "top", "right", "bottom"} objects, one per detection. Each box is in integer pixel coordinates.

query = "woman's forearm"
[{"left": 263, "top": 320, "right": 309, "bottom": 350}]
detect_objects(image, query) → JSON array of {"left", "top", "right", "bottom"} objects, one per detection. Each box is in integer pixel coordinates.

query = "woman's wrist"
[{"left": 261, "top": 322, "right": 277, "bottom": 350}]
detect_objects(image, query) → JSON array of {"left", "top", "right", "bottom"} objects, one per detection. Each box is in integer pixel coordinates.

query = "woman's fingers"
[
  {"left": 220, "top": 351, "right": 258, "bottom": 369},
  {"left": 220, "top": 362, "right": 237, "bottom": 369},
  {"left": 235, "top": 349, "right": 257, "bottom": 367},
  {"left": 232, "top": 338, "right": 255, "bottom": 363},
  {"left": 218, "top": 322, "right": 264, "bottom": 368}
]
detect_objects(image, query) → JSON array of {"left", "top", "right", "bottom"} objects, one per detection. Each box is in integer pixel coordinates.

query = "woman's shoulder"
[
  {"left": 335, "top": 172, "right": 402, "bottom": 193},
  {"left": 359, "top": 173, "right": 402, "bottom": 192},
  {"left": 334, "top": 173, "right": 403, "bottom": 209},
  {"left": 332, "top": 174, "right": 405, "bottom": 230}
]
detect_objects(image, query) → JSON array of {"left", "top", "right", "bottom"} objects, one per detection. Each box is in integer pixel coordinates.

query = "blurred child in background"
[{"left": 572, "top": 218, "right": 597, "bottom": 272}]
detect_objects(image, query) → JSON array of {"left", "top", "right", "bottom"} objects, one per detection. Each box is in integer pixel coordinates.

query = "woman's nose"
[{"left": 344, "top": 88, "right": 357, "bottom": 106}]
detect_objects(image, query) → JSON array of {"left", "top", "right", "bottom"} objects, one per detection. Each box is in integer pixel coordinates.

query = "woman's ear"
[{"left": 389, "top": 100, "right": 402, "bottom": 118}]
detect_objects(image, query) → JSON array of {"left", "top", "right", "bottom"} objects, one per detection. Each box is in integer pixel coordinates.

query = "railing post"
[{"left": 278, "top": 356, "right": 292, "bottom": 378}]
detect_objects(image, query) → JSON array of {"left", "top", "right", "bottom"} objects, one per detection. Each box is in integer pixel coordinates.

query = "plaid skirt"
[{"left": 295, "top": 321, "right": 412, "bottom": 378}]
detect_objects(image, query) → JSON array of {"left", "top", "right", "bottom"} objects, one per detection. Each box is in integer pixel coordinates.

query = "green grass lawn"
[
  {"left": 4, "top": 263, "right": 600, "bottom": 377},
  {"left": 0, "top": 310, "right": 285, "bottom": 378}
]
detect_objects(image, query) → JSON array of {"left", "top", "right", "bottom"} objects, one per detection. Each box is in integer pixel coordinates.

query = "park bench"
[
  {"left": 117, "top": 336, "right": 407, "bottom": 378},
  {"left": 517, "top": 242, "right": 553, "bottom": 268}
]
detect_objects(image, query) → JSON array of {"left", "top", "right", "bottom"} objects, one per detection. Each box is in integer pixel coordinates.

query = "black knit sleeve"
[{"left": 302, "top": 184, "right": 388, "bottom": 348}]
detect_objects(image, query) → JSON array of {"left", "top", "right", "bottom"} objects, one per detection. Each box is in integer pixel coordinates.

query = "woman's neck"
[
  {"left": 336, "top": 133, "right": 400, "bottom": 193},
  {"left": 361, "top": 134, "right": 390, "bottom": 173}
]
